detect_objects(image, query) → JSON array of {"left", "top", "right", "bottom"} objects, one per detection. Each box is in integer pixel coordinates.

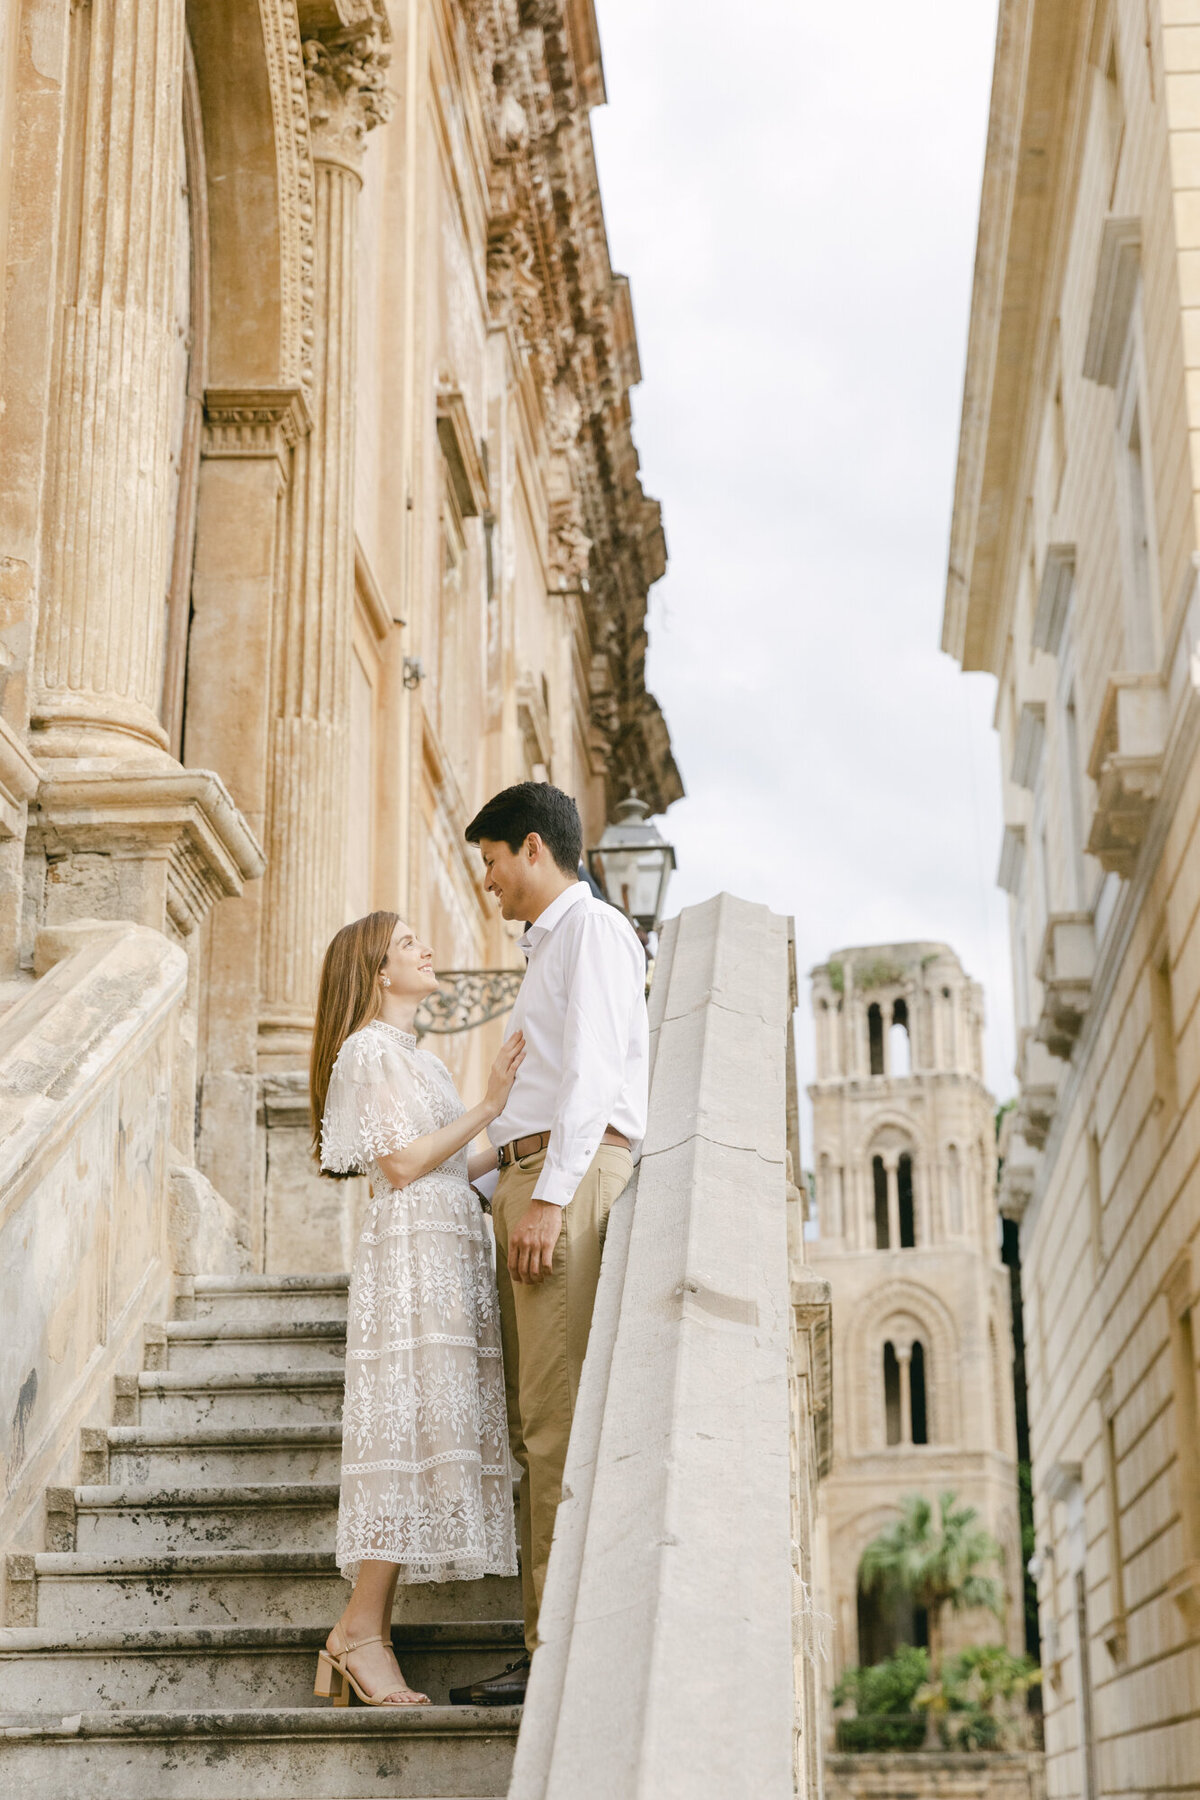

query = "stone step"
[
  {"left": 184, "top": 1273, "right": 349, "bottom": 1324},
  {"left": 162, "top": 1320, "right": 347, "bottom": 1375},
  {"left": 20, "top": 1551, "right": 523, "bottom": 1632},
  {"left": 70, "top": 1484, "right": 339, "bottom": 1555},
  {"left": 106, "top": 1425, "right": 343, "bottom": 1487},
  {"left": 0, "top": 1621, "right": 525, "bottom": 1711},
  {"left": 0, "top": 1705, "right": 521, "bottom": 1799},
  {"left": 137, "top": 1369, "right": 343, "bottom": 1430}
]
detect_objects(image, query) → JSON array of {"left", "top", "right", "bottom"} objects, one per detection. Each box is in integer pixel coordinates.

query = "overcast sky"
[{"left": 589, "top": 0, "right": 1015, "bottom": 1128}]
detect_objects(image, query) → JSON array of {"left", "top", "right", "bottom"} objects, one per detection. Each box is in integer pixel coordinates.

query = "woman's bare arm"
[
  {"left": 467, "top": 1144, "right": 499, "bottom": 1183},
  {"left": 373, "top": 1034, "right": 524, "bottom": 1191}
]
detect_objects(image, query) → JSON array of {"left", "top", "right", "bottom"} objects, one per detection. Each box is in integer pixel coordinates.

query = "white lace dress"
[{"left": 320, "top": 1020, "right": 517, "bottom": 1585}]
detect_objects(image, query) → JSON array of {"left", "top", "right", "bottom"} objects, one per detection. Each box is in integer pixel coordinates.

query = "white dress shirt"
[{"left": 487, "top": 881, "right": 648, "bottom": 1209}]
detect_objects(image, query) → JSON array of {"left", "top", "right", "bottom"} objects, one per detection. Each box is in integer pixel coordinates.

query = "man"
[{"left": 449, "top": 782, "right": 647, "bottom": 1706}]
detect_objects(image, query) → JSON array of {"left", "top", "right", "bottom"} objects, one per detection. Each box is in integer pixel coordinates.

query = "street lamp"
[{"left": 587, "top": 792, "right": 676, "bottom": 936}]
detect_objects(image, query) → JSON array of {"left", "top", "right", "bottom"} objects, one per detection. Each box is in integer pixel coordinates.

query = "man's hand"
[{"left": 508, "top": 1198, "right": 562, "bottom": 1285}]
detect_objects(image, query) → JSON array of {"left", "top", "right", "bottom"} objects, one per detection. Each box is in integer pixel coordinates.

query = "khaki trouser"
[{"left": 492, "top": 1141, "right": 633, "bottom": 1653}]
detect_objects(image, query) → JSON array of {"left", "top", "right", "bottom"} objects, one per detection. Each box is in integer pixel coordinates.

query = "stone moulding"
[
  {"left": 436, "top": 388, "right": 490, "bottom": 519},
  {"left": 0, "top": 718, "right": 40, "bottom": 839},
  {"left": 30, "top": 765, "right": 266, "bottom": 938},
  {"left": 1086, "top": 671, "right": 1168, "bottom": 875},
  {"left": 1035, "top": 912, "right": 1096, "bottom": 1060},
  {"left": 202, "top": 386, "right": 313, "bottom": 471},
  {"left": 1082, "top": 215, "right": 1143, "bottom": 388}
]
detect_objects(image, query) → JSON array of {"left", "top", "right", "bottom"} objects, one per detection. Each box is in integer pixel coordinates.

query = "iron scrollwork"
[{"left": 415, "top": 969, "right": 524, "bottom": 1037}]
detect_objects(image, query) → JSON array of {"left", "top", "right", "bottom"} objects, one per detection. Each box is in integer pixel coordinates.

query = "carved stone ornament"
[
  {"left": 263, "top": 0, "right": 317, "bottom": 390},
  {"left": 487, "top": 215, "right": 542, "bottom": 343},
  {"left": 303, "top": 25, "right": 393, "bottom": 168},
  {"left": 415, "top": 971, "right": 525, "bottom": 1037}
]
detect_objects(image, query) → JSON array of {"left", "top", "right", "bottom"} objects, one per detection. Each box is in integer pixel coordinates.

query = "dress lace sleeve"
[{"left": 320, "top": 1030, "right": 422, "bottom": 1173}]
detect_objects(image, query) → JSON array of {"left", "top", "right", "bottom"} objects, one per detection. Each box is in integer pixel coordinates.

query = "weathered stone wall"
[
  {"left": 945, "top": 0, "right": 1200, "bottom": 1793},
  {"left": 824, "top": 1752, "right": 1045, "bottom": 1800}
]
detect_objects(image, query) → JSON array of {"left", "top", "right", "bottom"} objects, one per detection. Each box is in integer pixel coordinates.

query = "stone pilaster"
[
  {"left": 32, "top": 0, "right": 188, "bottom": 757},
  {"left": 257, "top": 18, "right": 392, "bottom": 1069}
]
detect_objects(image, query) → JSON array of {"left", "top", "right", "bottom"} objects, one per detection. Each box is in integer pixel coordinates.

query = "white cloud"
[{"left": 591, "top": 0, "right": 1014, "bottom": 1132}]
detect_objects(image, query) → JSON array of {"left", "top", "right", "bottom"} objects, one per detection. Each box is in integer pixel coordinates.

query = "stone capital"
[
  {"left": 203, "top": 387, "right": 313, "bottom": 473},
  {"left": 303, "top": 22, "right": 393, "bottom": 170},
  {"left": 30, "top": 762, "right": 266, "bottom": 938}
]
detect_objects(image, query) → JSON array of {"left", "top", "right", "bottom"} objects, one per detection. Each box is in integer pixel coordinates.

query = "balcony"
[
  {"left": 1036, "top": 912, "right": 1096, "bottom": 1059},
  {"left": 1086, "top": 673, "right": 1167, "bottom": 876},
  {"left": 1014, "top": 1027, "right": 1062, "bottom": 1150},
  {"left": 998, "top": 1107, "right": 1039, "bottom": 1222}
]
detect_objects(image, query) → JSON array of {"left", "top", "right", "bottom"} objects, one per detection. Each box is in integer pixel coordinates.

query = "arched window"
[
  {"left": 898, "top": 1153, "right": 916, "bottom": 1247},
  {"left": 882, "top": 1337, "right": 930, "bottom": 1445},
  {"left": 888, "top": 999, "right": 911, "bottom": 1077},
  {"left": 942, "top": 986, "right": 957, "bottom": 1067},
  {"left": 884, "top": 1341, "right": 902, "bottom": 1445},
  {"left": 911, "top": 1341, "right": 928, "bottom": 1444},
  {"left": 868, "top": 1003, "right": 885, "bottom": 1075},
  {"left": 873, "top": 1155, "right": 889, "bottom": 1248}
]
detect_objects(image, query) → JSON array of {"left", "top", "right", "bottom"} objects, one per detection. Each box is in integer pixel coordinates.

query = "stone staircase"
[{"left": 0, "top": 1273, "right": 523, "bottom": 1800}]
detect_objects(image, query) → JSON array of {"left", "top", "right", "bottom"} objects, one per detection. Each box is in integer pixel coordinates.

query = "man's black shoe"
[{"left": 448, "top": 1653, "right": 530, "bottom": 1706}]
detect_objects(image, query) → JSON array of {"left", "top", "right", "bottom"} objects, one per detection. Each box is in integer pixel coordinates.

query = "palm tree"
[{"left": 859, "top": 1492, "right": 1004, "bottom": 1744}]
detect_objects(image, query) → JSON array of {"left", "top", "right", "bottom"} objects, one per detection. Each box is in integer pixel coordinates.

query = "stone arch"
[
  {"left": 186, "top": 0, "right": 314, "bottom": 390},
  {"left": 846, "top": 1277, "right": 960, "bottom": 1452},
  {"left": 832, "top": 1504, "right": 931, "bottom": 1670}
]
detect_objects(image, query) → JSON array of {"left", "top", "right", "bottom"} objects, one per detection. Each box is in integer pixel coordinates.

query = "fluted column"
[
  {"left": 33, "top": 0, "right": 186, "bottom": 755},
  {"left": 258, "top": 20, "right": 391, "bottom": 1066}
]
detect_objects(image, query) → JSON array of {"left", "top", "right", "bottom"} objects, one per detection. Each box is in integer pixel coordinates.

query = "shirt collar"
[{"left": 518, "top": 880, "right": 588, "bottom": 952}]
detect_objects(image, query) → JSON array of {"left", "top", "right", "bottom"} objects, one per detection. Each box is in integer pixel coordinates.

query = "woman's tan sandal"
[{"left": 313, "top": 1627, "right": 430, "bottom": 1707}]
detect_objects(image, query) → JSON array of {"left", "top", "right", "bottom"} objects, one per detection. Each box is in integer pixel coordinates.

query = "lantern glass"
[{"left": 586, "top": 793, "right": 676, "bottom": 934}]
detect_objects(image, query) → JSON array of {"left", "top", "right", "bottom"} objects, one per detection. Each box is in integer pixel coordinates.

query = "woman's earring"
[{"left": 380, "top": 975, "right": 391, "bottom": 989}]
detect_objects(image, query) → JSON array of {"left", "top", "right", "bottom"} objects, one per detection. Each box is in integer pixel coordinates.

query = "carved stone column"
[
  {"left": 32, "top": 0, "right": 188, "bottom": 757},
  {"left": 896, "top": 1346, "right": 913, "bottom": 1445},
  {"left": 25, "top": 0, "right": 261, "bottom": 953},
  {"left": 256, "top": 20, "right": 392, "bottom": 1072}
]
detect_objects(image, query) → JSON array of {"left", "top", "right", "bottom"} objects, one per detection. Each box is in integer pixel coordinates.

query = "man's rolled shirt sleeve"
[{"left": 531, "top": 913, "right": 640, "bottom": 1208}]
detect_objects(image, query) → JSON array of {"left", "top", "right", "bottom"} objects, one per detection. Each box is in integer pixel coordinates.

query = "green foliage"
[
  {"left": 938, "top": 1644, "right": 1042, "bottom": 1751},
  {"left": 827, "top": 959, "right": 844, "bottom": 995},
  {"left": 853, "top": 956, "right": 903, "bottom": 991},
  {"left": 941, "top": 1643, "right": 1041, "bottom": 1705},
  {"left": 835, "top": 1715, "right": 926, "bottom": 1752},
  {"left": 833, "top": 1644, "right": 929, "bottom": 1715},
  {"left": 858, "top": 1493, "right": 1004, "bottom": 1646},
  {"left": 995, "top": 1097, "right": 1016, "bottom": 1141}
]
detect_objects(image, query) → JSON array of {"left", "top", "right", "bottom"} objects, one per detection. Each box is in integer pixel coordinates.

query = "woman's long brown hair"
[{"left": 309, "top": 910, "right": 400, "bottom": 1171}]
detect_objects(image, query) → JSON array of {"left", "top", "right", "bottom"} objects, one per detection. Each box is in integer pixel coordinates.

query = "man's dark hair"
[{"left": 465, "top": 782, "right": 583, "bottom": 874}]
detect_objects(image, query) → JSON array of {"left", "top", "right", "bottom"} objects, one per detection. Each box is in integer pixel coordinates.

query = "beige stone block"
[
  {"left": 1167, "top": 72, "right": 1200, "bottom": 130},
  {"left": 1163, "top": 25, "right": 1200, "bottom": 71},
  {"left": 1175, "top": 189, "right": 1200, "bottom": 249},
  {"left": 1169, "top": 126, "right": 1200, "bottom": 188},
  {"left": 1162, "top": 0, "right": 1200, "bottom": 25},
  {"left": 1180, "top": 304, "right": 1200, "bottom": 367},
  {"left": 1177, "top": 248, "right": 1200, "bottom": 306}
]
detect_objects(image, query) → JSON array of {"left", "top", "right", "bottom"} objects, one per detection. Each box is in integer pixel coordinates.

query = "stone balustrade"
[
  {"left": 0, "top": 920, "right": 244, "bottom": 1619},
  {"left": 510, "top": 892, "right": 832, "bottom": 1800}
]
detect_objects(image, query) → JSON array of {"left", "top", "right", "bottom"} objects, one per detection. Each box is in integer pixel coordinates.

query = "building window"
[
  {"left": 873, "top": 1155, "right": 889, "bottom": 1249},
  {"left": 1087, "top": 1128, "right": 1104, "bottom": 1268},
  {"left": 1115, "top": 340, "right": 1162, "bottom": 673},
  {"left": 889, "top": 999, "right": 911, "bottom": 1076},
  {"left": 883, "top": 1338, "right": 929, "bottom": 1446},
  {"left": 1150, "top": 944, "right": 1178, "bottom": 1119},
  {"left": 1099, "top": 1378, "right": 1127, "bottom": 1661},
  {"left": 884, "top": 1341, "right": 902, "bottom": 1445},
  {"left": 1074, "top": 1569, "right": 1099, "bottom": 1800},
  {"left": 1064, "top": 690, "right": 1088, "bottom": 906},
  {"left": 868, "top": 1003, "right": 884, "bottom": 1075},
  {"left": 1165, "top": 1265, "right": 1200, "bottom": 1570},
  {"left": 898, "top": 1153, "right": 916, "bottom": 1248}
]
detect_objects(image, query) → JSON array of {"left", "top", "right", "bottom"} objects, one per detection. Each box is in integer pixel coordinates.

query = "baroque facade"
[
  {"left": 945, "top": 0, "right": 1200, "bottom": 1793},
  {"left": 808, "top": 943, "right": 1024, "bottom": 1685},
  {"left": 0, "top": 0, "right": 677, "bottom": 1608}
]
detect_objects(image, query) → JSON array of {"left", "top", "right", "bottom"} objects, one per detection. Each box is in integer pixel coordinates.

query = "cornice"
[{"left": 943, "top": 0, "right": 1092, "bottom": 676}]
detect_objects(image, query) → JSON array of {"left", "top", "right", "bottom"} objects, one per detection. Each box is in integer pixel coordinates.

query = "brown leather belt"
[{"left": 496, "top": 1127, "right": 630, "bottom": 1169}]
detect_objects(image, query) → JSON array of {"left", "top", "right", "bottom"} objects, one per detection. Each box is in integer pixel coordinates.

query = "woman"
[{"left": 309, "top": 910, "right": 523, "bottom": 1707}]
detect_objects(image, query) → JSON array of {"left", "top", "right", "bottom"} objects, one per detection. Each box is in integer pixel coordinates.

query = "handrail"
[{"left": 510, "top": 892, "right": 827, "bottom": 1799}]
